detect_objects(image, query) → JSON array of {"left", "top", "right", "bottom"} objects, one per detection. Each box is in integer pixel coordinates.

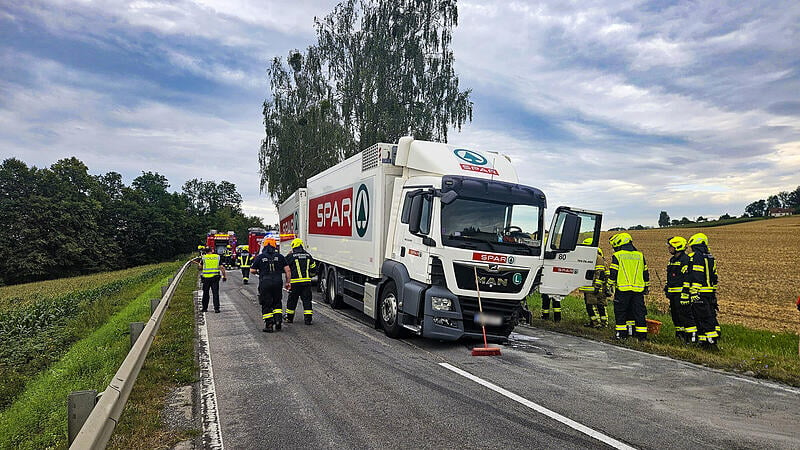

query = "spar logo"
[
  {"left": 472, "top": 252, "right": 515, "bottom": 265},
  {"left": 355, "top": 184, "right": 370, "bottom": 237},
  {"left": 454, "top": 148, "right": 487, "bottom": 165},
  {"left": 309, "top": 187, "right": 352, "bottom": 236}
]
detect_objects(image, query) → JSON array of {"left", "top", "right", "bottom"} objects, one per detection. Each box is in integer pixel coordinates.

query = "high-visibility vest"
[
  {"left": 238, "top": 253, "right": 253, "bottom": 268},
  {"left": 202, "top": 254, "right": 221, "bottom": 278},
  {"left": 287, "top": 252, "right": 316, "bottom": 284},
  {"left": 610, "top": 250, "right": 647, "bottom": 292}
]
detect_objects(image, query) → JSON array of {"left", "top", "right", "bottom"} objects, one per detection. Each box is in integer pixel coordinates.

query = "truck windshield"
[{"left": 440, "top": 199, "right": 542, "bottom": 256}]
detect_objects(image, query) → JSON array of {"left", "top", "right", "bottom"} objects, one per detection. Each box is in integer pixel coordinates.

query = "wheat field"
[{"left": 599, "top": 215, "right": 800, "bottom": 333}]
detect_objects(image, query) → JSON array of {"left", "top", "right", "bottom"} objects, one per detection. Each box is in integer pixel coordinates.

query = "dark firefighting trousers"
[
  {"left": 614, "top": 290, "right": 647, "bottom": 339},
  {"left": 258, "top": 281, "right": 283, "bottom": 327},
  {"left": 541, "top": 294, "right": 562, "bottom": 321},
  {"left": 667, "top": 293, "right": 697, "bottom": 340},
  {"left": 241, "top": 267, "right": 250, "bottom": 283},
  {"left": 286, "top": 283, "right": 313, "bottom": 323},
  {"left": 201, "top": 276, "right": 220, "bottom": 312},
  {"left": 692, "top": 294, "right": 719, "bottom": 343}
]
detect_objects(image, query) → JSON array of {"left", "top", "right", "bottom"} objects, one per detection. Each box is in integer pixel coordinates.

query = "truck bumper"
[{"left": 420, "top": 285, "right": 521, "bottom": 341}]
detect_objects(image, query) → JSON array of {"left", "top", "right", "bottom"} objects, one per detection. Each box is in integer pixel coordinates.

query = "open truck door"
[{"left": 539, "top": 207, "right": 603, "bottom": 297}]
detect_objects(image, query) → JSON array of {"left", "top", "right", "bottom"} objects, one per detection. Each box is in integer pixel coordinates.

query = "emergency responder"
[
  {"left": 608, "top": 232, "right": 650, "bottom": 341},
  {"left": 665, "top": 236, "right": 697, "bottom": 344},
  {"left": 194, "top": 246, "right": 227, "bottom": 313},
  {"left": 580, "top": 247, "right": 609, "bottom": 328},
  {"left": 238, "top": 247, "right": 253, "bottom": 284},
  {"left": 197, "top": 244, "right": 205, "bottom": 257},
  {"left": 685, "top": 233, "right": 720, "bottom": 348},
  {"left": 250, "top": 238, "right": 290, "bottom": 332},
  {"left": 284, "top": 238, "right": 317, "bottom": 324},
  {"left": 540, "top": 294, "right": 562, "bottom": 322},
  {"left": 223, "top": 245, "right": 233, "bottom": 269}
]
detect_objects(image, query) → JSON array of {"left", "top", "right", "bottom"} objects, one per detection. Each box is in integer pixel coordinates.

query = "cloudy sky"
[{"left": 1, "top": 0, "right": 798, "bottom": 229}]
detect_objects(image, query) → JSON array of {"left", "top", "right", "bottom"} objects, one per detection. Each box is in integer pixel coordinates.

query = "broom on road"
[{"left": 471, "top": 266, "right": 502, "bottom": 356}]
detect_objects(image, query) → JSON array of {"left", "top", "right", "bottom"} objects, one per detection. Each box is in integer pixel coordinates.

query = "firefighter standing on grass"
[
  {"left": 665, "top": 236, "right": 697, "bottom": 344},
  {"left": 285, "top": 238, "right": 317, "bottom": 325},
  {"left": 580, "top": 246, "right": 609, "bottom": 328},
  {"left": 237, "top": 247, "right": 253, "bottom": 284},
  {"left": 250, "top": 238, "right": 290, "bottom": 333},
  {"left": 685, "top": 233, "right": 720, "bottom": 348},
  {"left": 608, "top": 233, "right": 650, "bottom": 341}
]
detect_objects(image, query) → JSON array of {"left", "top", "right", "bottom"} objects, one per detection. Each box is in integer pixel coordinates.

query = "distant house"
[{"left": 768, "top": 207, "right": 793, "bottom": 217}]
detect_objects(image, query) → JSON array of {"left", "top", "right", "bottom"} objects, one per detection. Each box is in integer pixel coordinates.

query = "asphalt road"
[{"left": 198, "top": 271, "right": 800, "bottom": 449}]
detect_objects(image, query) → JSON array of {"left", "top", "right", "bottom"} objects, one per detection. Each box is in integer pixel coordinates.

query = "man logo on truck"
[
  {"left": 454, "top": 149, "right": 488, "bottom": 166},
  {"left": 355, "top": 184, "right": 370, "bottom": 238}
]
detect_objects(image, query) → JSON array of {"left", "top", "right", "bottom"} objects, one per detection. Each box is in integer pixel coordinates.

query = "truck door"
[
  {"left": 398, "top": 190, "right": 434, "bottom": 283},
  {"left": 540, "top": 207, "right": 603, "bottom": 296}
]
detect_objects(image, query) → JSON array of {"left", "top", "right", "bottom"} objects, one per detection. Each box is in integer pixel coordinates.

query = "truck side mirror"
[
  {"left": 558, "top": 213, "right": 581, "bottom": 251},
  {"left": 440, "top": 190, "right": 458, "bottom": 205},
  {"left": 408, "top": 194, "right": 423, "bottom": 234}
]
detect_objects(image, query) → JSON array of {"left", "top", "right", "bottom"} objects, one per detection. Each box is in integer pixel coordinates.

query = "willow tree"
[{"left": 259, "top": 0, "right": 472, "bottom": 203}]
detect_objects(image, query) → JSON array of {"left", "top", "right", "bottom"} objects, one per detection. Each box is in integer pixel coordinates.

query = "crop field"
[{"left": 599, "top": 215, "right": 800, "bottom": 333}]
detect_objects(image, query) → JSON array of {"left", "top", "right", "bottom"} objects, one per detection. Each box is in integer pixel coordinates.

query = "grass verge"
[
  {"left": 108, "top": 267, "right": 200, "bottom": 449},
  {"left": 0, "top": 271, "right": 181, "bottom": 449},
  {"left": 527, "top": 292, "right": 800, "bottom": 387}
]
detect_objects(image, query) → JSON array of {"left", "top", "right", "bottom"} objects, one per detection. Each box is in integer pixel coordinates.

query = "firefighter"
[
  {"left": 580, "top": 247, "right": 609, "bottom": 328},
  {"left": 250, "top": 238, "right": 290, "bottom": 332},
  {"left": 285, "top": 238, "right": 317, "bottom": 325},
  {"left": 608, "top": 232, "right": 650, "bottom": 341},
  {"left": 540, "top": 294, "right": 562, "bottom": 322},
  {"left": 194, "top": 247, "right": 227, "bottom": 313},
  {"left": 197, "top": 244, "right": 205, "bottom": 257},
  {"left": 665, "top": 236, "right": 697, "bottom": 344},
  {"left": 224, "top": 245, "right": 233, "bottom": 269},
  {"left": 685, "top": 233, "right": 720, "bottom": 348},
  {"left": 237, "top": 247, "right": 253, "bottom": 284}
]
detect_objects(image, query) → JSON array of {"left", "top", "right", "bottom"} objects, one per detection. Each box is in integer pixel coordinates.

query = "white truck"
[{"left": 277, "top": 137, "right": 602, "bottom": 341}]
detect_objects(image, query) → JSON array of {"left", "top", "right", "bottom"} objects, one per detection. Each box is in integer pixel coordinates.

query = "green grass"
[
  {"left": 0, "top": 263, "right": 182, "bottom": 409},
  {"left": 0, "top": 272, "right": 180, "bottom": 449},
  {"left": 108, "top": 266, "right": 200, "bottom": 449},
  {"left": 527, "top": 292, "right": 800, "bottom": 386}
]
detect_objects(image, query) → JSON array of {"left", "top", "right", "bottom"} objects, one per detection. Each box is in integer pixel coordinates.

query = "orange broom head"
[{"left": 471, "top": 346, "right": 502, "bottom": 356}]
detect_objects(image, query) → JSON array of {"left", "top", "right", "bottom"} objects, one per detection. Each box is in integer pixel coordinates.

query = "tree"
[
  {"left": 696, "top": 216, "right": 707, "bottom": 222},
  {"left": 671, "top": 219, "right": 680, "bottom": 226},
  {"left": 719, "top": 213, "right": 732, "bottom": 220},
  {"left": 745, "top": 199, "right": 767, "bottom": 217},
  {"left": 260, "top": 0, "right": 473, "bottom": 204},
  {"left": 658, "top": 211, "right": 670, "bottom": 227},
  {"left": 766, "top": 195, "right": 781, "bottom": 211},
  {"left": 679, "top": 217, "right": 692, "bottom": 225}
]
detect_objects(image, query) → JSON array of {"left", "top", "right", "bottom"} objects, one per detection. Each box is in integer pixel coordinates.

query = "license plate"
[{"left": 474, "top": 313, "right": 503, "bottom": 326}]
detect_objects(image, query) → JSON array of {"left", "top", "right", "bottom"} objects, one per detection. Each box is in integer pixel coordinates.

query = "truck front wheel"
[{"left": 380, "top": 281, "right": 403, "bottom": 338}]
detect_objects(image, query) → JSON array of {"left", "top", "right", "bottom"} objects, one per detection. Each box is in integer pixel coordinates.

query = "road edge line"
[{"left": 198, "top": 291, "right": 225, "bottom": 450}]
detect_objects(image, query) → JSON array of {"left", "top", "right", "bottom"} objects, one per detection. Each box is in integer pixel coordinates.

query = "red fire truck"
[{"left": 206, "top": 230, "right": 237, "bottom": 267}]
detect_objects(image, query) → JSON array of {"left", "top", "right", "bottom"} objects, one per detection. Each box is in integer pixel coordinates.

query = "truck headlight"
[{"left": 431, "top": 296, "right": 454, "bottom": 311}]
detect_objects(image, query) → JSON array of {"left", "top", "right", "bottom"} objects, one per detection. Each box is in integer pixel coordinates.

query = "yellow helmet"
[
  {"left": 226, "top": 245, "right": 231, "bottom": 248},
  {"left": 597, "top": 247, "right": 604, "bottom": 257},
  {"left": 582, "top": 237, "right": 593, "bottom": 245},
  {"left": 667, "top": 236, "right": 687, "bottom": 251},
  {"left": 197, "top": 245, "right": 205, "bottom": 250},
  {"left": 609, "top": 232, "right": 632, "bottom": 248},
  {"left": 291, "top": 238, "right": 304, "bottom": 248},
  {"left": 687, "top": 233, "right": 708, "bottom": 247}
]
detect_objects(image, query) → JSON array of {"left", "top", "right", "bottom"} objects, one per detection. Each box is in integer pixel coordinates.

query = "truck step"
[{"left": 402, "top": 324, "right": 422, "bottom": 334}]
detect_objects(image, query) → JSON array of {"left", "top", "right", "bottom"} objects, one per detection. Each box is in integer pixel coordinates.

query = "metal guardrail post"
[
  {"left": 161, "top": 285, "right": 168, "bottom": 296},
  {"left": 68, "top": 390, "right": 98, "bottom": 445},
  {"left": 70, "top": 261, "right": 192, "bottom": 450},
  {"left": 150, "top": 298, "right": 160, "bottom": 315},
  {"left": 129, "top": 322, "right": 145, "bottom": 347}
]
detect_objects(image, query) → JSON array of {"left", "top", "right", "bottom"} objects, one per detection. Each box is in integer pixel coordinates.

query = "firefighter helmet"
[
  {"left": 262, "top": 237, "right": 277, "bottom": 248},
  {"left": 667, "top": 236, "right": 687, "bottom": 251},
  {"left": 226, "top": 245, "right": 231, "bottom": 248},
  {"left": 609, "top": 232, "right": 632, "bottom": 248},
  {"left": 597, "top": 247, "right": 604, "bottom": 257},
  {"left": 687, "top": 233, "right": 708, "bottom": 247},
  {"left": 291, "top": 238, "right": 304, "bottom": 248},
  {"left": 582, "top": 237, "right": 593, "bottom": 245},
  {"left": 197, "top": 245, "right": 205, "bottom": 250}
]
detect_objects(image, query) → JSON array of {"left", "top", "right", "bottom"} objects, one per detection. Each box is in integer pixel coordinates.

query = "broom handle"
[{"left": 474, "top": 266, "right": 488, "bottom": 348}]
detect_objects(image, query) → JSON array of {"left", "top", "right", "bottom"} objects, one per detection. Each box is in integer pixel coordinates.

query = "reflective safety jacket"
[
  {"left": 685, "top": 248, "right": 718, "bottom": 296},
  {"left": 666, "top": 251, "right": 690, "bottom": 298},
  {"left": 579, "top": 258, "right": 609, "bottom": 293},
  {"left": 201, "top": 254, "right": 221, "bottom": 278},
  {"left": 285, "top": 248, "right": 317, "bottom": 284},
  {"left": 251, "top": 248, "right": 287, "bottom": 285},
  {"left": 609, "top": 247, "right": 649, "bottom": 292},
  {"left": 238, "top": 252, "right": 253, "bottom": 268}
]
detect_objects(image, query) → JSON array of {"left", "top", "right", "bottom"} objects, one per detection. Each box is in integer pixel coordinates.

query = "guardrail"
[{"left": 69, "top": 259, "right": 194, "bottom": 449}]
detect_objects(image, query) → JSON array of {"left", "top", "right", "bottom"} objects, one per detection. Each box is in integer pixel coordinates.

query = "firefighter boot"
[
  {"left": 553, "top": 311, "right": 561, "bottom": 323},
  {"left": 262, "top": 320, "right": 273, "bottom": 333},
  {"left": 286, "top": 314, "right": 294, "bottom": 323},
  {"left": 274, "top": 318, "right": 282, "bottom": 331}
]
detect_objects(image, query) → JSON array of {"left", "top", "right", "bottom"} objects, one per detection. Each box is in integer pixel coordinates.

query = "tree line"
[
  {"left": 655, "top": 185, "right": 800, "bottom": 228},
  {"left": 259, "top": 0, "right": 472, "bottom": 204},
  {"left": 0, "top": 157, "right": 266, "bottom": 286}
]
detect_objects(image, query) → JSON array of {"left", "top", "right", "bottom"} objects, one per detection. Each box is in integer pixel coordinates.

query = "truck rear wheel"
[
  {"left": 379, "top": 281, "right": 404, "bottom": 338},
  {"left": 326, "top": 268, "right": 343, "bottom": 309}
]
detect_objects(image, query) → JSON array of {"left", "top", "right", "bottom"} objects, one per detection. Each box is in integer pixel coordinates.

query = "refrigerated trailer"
[{"left": 278, "top": 137, "right": 602, "bottom": 341}]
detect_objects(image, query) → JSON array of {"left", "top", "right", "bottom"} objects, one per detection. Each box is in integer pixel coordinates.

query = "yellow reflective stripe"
[
  {"left": 706, "top": 331, "right": 719, "bottom": 338},
  {"left": 693, "top": 266, "right": 705, "bottom": 272},
  {"left": 291, "top": 278, "right": 312, "bottom": 283},
  {"left": 675, "top": 326, "right": 685, "bottom": 331},
  {"left": 698, "top": 287, "right": 714, "bottom": 292},
  {"left": 579, "top": 286, "right": 593, "bottom": 291},
  {"left": 285, "top": 309, "right": 295, "bottom": 314},
  {"left": 303, "top": 310, "right": 313, "bottom": 315},
  {"left": 685, "top": 326, "right": 697, "bottom": 332},
  {"left": 635, "top": 327, "right": 647, "bottom": 332},
  {"left": 263, "top": 313, "right": 273, "bottom": 319},
  {"left": 553, "top": 308, "right": 562, "bottom": 312},
  {"left": 704, "top": 258, "right": 711, "bottom": 289},
  {"left": 609, "top": 263, "right": 619, "bottom": 270},
  {"left": 615, "top": 325, "right": 627, "bottom": 331},
  {"left": 542, "top": 309, "right": 550, "bottom": 313},
  {"left": 626, "top": 320, "right": 635, "bottom": 325},
  {"left": 667, "top": 287, "right": 682, "bottom": 292}
]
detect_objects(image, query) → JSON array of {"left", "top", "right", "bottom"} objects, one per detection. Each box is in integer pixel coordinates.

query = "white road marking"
[
  {"left": 197, "top": 291, "right": 225, "bottom": 450},
  {"left": 439, "top": 362, "right": 636, "bottom": 450}
]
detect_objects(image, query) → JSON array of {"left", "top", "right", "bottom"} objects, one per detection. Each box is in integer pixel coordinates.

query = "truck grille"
[
  {"left": 458, "top": 296, "right": 521, "bottom": 337},
  {"left": 453, "top": 263, "right": 528, "bottom": 294}
]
